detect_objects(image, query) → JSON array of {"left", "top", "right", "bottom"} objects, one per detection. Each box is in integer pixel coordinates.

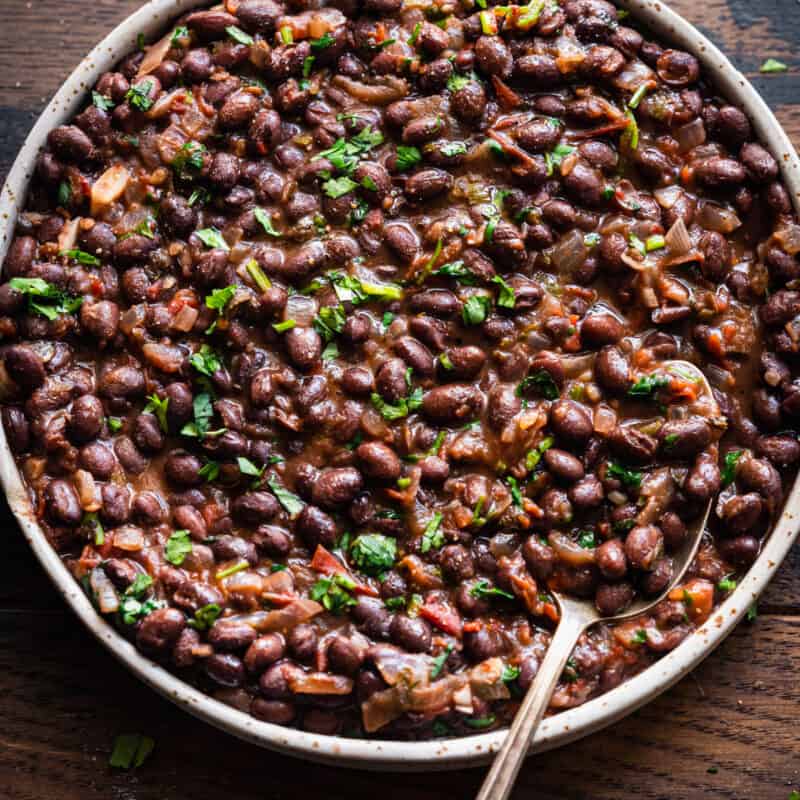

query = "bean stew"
[{"left": 3, "top": 0, "right": 800, "bottom": 739}]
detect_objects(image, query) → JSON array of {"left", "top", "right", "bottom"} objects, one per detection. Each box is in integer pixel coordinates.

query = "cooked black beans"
[{"left": 4, "top": 0, "right": 798, "bottom": 742}]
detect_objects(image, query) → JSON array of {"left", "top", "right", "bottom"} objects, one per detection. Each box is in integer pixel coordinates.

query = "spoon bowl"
[{"left": 477, "top": 360, "right": 719, "bottom": 800}]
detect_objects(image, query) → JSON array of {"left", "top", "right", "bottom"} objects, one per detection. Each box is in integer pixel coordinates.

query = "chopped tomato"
[
  {"left": 309, "top": 545, "right": 379, "bottom": 597},
  {"left": 669, "top": 578, "right": 715, "bottom": 625},
  {"left": 419, "top": 600, "right": 463, "bottom": 637},
  {"left": 491, "top": 75, "right": 521, "bottom": 110}
]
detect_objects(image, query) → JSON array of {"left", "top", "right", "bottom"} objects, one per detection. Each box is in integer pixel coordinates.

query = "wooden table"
[{"left": 1, "top": 2, "right": 799, "bottom": 797}]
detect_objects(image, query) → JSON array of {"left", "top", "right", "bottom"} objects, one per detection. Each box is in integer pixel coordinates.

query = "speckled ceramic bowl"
[{"left": 1, "top": 0, "right": 799, "bottom": 771}]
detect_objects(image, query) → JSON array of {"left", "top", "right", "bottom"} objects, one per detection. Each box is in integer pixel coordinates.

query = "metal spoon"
[{"left": 476, "top": 360, "right": 718, "bottom": 800}]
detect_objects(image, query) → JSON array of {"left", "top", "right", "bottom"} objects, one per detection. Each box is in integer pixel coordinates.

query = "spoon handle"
[{"left": 476, "top": 610, "right": 588, "bottom": 800}]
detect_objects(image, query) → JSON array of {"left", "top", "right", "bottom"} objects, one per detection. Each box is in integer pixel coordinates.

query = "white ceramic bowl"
[{"left": 2, "top": 0, "right": 799, "bottom": 771}]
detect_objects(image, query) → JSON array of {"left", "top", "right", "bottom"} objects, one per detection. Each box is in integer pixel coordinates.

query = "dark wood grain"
[{"left": 1, "top": 2, "right": 800, "bottom": 799}]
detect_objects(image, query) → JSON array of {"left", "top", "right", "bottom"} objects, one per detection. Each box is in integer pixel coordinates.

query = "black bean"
[
  {"left": 356, "top": 441, "right": 401, "bottom": 482},
  {"left": 137, "top": 608, "right": 185, "bottom": 654},
  {"left": 549, "top": 400, "right": 593, "bottom": 447},
  {"left": 544, "top": 448, "right": 585, "bottom": 483},
  {"left": 625, "top": 525, "right": 664, "bottom": 571},
  {"left": 44, "top": 479, "right": 82, "bottom": 526},
  {"left": 404, "top": 169, "right": 453, "bottom": 202},
  {"left": 595, "top": 582, "right": 634, "bottom": 615},
  {"left": 311, "top": 467, "right": 363, "bottom": 509},
  {"left": 5, "top": 346, "right": 46, "bottom": 391},
  {"left": 389, "top": 614, "right": 432, "bottom": 653},
  {"left": 422, "top": 384, "right": 483, "bottom": 424}
]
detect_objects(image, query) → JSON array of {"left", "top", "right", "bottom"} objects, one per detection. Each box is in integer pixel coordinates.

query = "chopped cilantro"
[
  {"left": 92, "top": 91, "right": 115, "bottom": 111},
  {"left": 525, "top": 436, "right": 554, "bottom": 472},
  {"left": 9, "top": 277, "right": 83, "bottom": 321},
  {"left": 313, "top": 304, "right": 346, "bottom": 341},
  {"left": 226, "top": 25, "right": 254, "bottom": 45},
  {"left": 470, "top": 580, "right": 514, "bottom": 601},
  {"left": 190, "top": 344, "right": 222, "bottom": 377},
  {"left": 370, "top": 388, "right": 423, "bottom": 421},
  {"left": 577, "top": 531, "right": 597, "bottom": 549},
  {"left": 310, "top": 574, "right": 357, "bottom": 613},
  {"left": 164, "top": 530, "right": 192, "bottom": 566},
  {"left": 350, "top": 534, "right": 397, "bottom": 576},
  {"left": 607, "top": 461, "right": 643, "bottom": 488},
  {"left": 171, "top": 141, "right": 206, "bottom": 177},
  {"left": 517, "top": 369, "right": 559, "bottom": 400},
  {"left": 196, "top": 227, "right": 229, "bottom": 250},
  {"left": 430, "top": 644, "right": 453, "bottom": 679},
  {"left": 252, "top": 207, "right": 282, "bottom": 238},
  {"left": 143, "top": 393, "right": 169, "bottom": 433},
  {"left": 188, "top": 603, "right": 222, "bottom": 631},
  {"left": 266, "top": 477, "right": 304, "bottom": 517},
  {"left": 462, "top": 294, "right": 491, "bottom": 326},
  {"left": 60, "top": 248, "right": 100, "bottom": 267},
  {"left": 396, "top": 145, "right": 422, "bottom": 171},
  {"left": 721, "top": 450, "right": 743, "bottom": 488},
  {"left": 491, "top": 275, "right": 515, "bottom": 309},
  {"left": 125, "top": 80, "right": 155, "bottom": 112},
  {"left": 323, "top": 176, "right": 358, "bottom": 198}
]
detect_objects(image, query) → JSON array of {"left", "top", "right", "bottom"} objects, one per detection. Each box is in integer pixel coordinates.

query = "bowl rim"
[{"left": 2, "top": 0, "right": 800, "bottom": 771}]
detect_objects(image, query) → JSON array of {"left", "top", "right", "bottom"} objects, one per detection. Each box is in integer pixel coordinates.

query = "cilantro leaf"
[
  {"left": 143, "top": 393, "right": 169, "bottom": 433},
  {"left": 310, "top": 574, "right": 357, "bottom": 613},
  {"left": 517, "top": 369, "right": 560, "bottom": 400},
  {"left": 196, "top": 228, "right": 229, "bottom": 250},
  {"left": 266, "top": 477, "right": 304, "bottom": 517},
  {"left": 254, "top": 207, "right": 282, "bottom": 237},
  {"left": 125, "top": 80, "right": 155, "bottom": 111},
  {"left": 721, "top": 450, "right": 743, "bottom": 488},
  {"left": 396, "top": 145, "right": 422, "bottom": 171},
  {"left": 350, "top": 534, "right": 397, "bottom": 576},
  {"left": 607, "top": 461, "right": 643, "bottom": 488},
  {"left": 462, "top": 294, "right": 491, "bottom": 326},
  {"left": 164, "top": 530, "right": 192, "bottom": 566},
  {"left": 190, "top": 344, "right": 222, "bottom": 377},
  {"left": 491, "top": 275, "right": 515, "bottom": 309},
  {"left": 470, "top": 580, "right": 515, "bottom": 600}
]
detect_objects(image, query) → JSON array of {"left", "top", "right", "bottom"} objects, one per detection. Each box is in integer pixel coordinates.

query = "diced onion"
[
  {"left": 285, "top": 294, "right": 317, "bottom": 326},
  {"left": 696, "top": 201, "right": 741, "bottom": 234},
  {"left": 288, "top": 672, "right": 353, "bottom": 695},
  {"left": 654, "top": 185, "right": 683, "bottom": 210},
  {"left": 665, "top": 217, "right": 692, "bottom": 256},
  {"left": 469, "top": 658, "right": 511, "bottom": 701},
  {"left": 90, "top": 567, "right": 120, "bottom": 613},
  {"left": 91, "top": 165, "right": 130, "bottom": 217},
  {"left": 137, "top": 30, "right": 175, "bottom": 78},
  {"left": 113, "top": 525, "right": 144, "bottom": 552},
  {"left": 593, "top": 404, "right": 617, "bottom": 436},
  {"left": 370, "top": 644, "right": 432, "bottom": 688},
  {"left": 142, "top": 342, "right": 185, "bottom": 373},
  {"left": 675, "top": 118, "right": 706, "bottom": 152},
  {"left": 74, "top": 469, "right": 101, "bottom": 512},
  {"left": 172, "top": 304, "right": 199, "bottom": 332},
  {"left": 551, "top": 229, "right": 588, "bottom": 274},
  {"left": 775, "top": 224, "right": 800, "bottom": 255},
  {"left": 57, "top": 217, "right": 80, "bottom": 252},
  {"left": 332, "top": 75, "right": 409, "bottom": 105},
  {"left": 548, "top": 532, "right": 595, "bottom": 567}
]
